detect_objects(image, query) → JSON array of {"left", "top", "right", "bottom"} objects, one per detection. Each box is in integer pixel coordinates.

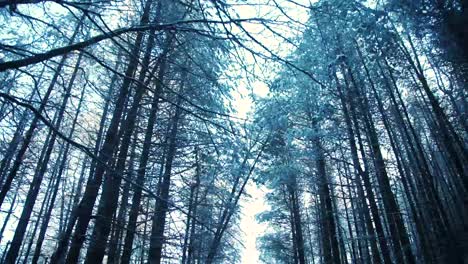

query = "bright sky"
[
  {"left": 232, "top": 80, "right": 269, "bottom": 263},
  {"left": 239, "top": 184, "right": 270, "bottom": 263}
]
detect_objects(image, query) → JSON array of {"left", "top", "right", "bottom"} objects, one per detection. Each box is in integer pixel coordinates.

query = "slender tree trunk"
[
  {"left": 343, "top": 62, "right": 416, "bottom": 264},
  {"left": 119, "top": 53, "right": 167, "bottom": 264},
  {"left": 106, "top": 134, "right": 138, "bottom": 264},
  {"left": 399, "top": 30, "right": 467, "bottom": 188},
  {"left": 287, "top": 178, "right": 306, "bottom": 264},
  {"left": 31, "top": 82, "right": 86, "bottom": 264},
  {"left": 22, "top": 144, "right": 64, "bottom": 264},
  {"left": 182, "top": 149, "right": 200, "bottom": 264},
  {"left": 337, "top": 161, "right": 359, "bottom": 264},
  {"left": 50, "top": 2, "right": 154, "bottom": 263},
  {"left": 186, "top": 155, "right": 200, "bottom": 264},
  {"left": 313, "top": 136, "right": 341, "bottom": 264},
  {"left": 147, "top": 95, "right": 183, "bottom": 264},
  {"left": 379, "top": 56, "right": 464, "bottom": 262},
  {"left": 335, "top": 71, "right": 391, "bottom": 264},
  {"left": 83, "top": 17, "right": 165, "bottom": 263},
  {"left": 0, "top": 17, "right": 84, "bottom": 208},
  {"left": 4, "top": 47, "right": 80, "bottom": 263}
]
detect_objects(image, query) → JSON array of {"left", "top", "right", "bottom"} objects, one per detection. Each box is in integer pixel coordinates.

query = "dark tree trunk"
[
  {"left": 119, "top": 52, "right": 167, "bottom": 264},
  {"left": 287, "top": 178, "right": 306, "bottom": 264},
  {"left": 147, "top": 97, "right": 183, "bottom": 264},
  {"left": 335, "top": 71, "right": 391, "bottom": 264},
  {"left": 31, "top": 81, "right": 86, "bottom": 264},
  {"left": 83, "top": 22, "right": 162, "bottom": 264},
  {"left": 313, "top": 136, "right": 341, "bottom": 264},
  {"left": 182, "top": 149, "right": 201, "bottom": 264},
  {"left": 4, "top": 47, "right": 80, "bottom": 263},
  {"left": 50, "top": 2, "right": 154, "bottom": 263},
  {"left": 343, "top": 61, "right": 416, "bottom": 264}
]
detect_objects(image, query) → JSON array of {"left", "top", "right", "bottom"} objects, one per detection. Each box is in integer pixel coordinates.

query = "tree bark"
[{"left": 147, "top": 96, "right": 183, "bottom": 264}]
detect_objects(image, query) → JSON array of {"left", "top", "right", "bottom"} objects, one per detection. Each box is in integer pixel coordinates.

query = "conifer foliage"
[
  {"left": 256, "top": 1, "right": 467, "bottom": 263},
  {"left": 0, "top": 0, "right": 466, "bottom": 263}
]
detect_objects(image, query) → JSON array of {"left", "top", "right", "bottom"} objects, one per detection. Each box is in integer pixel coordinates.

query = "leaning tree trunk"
[
  {"left": 0, "top": 17, "right": 84, "bottom": 208},
  {"left": 4, "top": 47, "right": 81, "bottom": 263},
  {"left": 119, "top": 49, "right": 168, "bottom": 264},
  {"left": 147, "top": 97, "right": 183, "bottom": 264},
  {"left": 50, "top": 2, "right": 154, "bottom": 263},
  {"left": 335, "top": 70, "right": 392, "bottom": 264},
  {"left": 82, "top": 20, "right": 162, "bottom": 264},
  {"left": 343, "top": 61, "right": 416, "bottom": 264},
  {"left": 31, "top": 81, "right": 86, "bottom": 264}
]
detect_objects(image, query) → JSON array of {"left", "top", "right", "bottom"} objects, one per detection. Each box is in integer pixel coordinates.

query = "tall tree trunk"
[
  {"left": 50, "top": 2, "right": 154, "bottom": 263},
  {"left": 119, "top": 51, "right": 168, "bottom": 264},
  {"left": 287, "top": 178, "right": 306, "bottom": 264},
  {"left": 186, "top": 153, "right": 201, "bottom": 264},
  {"left": 398, "top": 30, "right": 467, "bottom": 189},
  {"left": 31, "top": 82, "right": 86, "bottom": 264},
  {"left": 22, "top": 143, "right": 64, "bottom": 264},
  {"left": 335, "top": 71, "right": 391, "bottom": 264},
  {"left": 182, "top": 149, "right": 201, "bottom": 264},
  {"left": 4, "top": 48, "right": 80, "bottom": 263},
  {"left": 313, "top": 135, "right": 341, "bottom": 264},
  {"left": 106, "top": 134, "right": 138, "bottom": 264},
  {"left": 147, "top": 96, "right": 183, "bottom": 264},
  {"left": 337, "top": 161, "right": 360, "bottom": 264},
  {"left": 83, "top": 13, "right": 168, "bottom": 261},
  {"left": 379, "top": 55, "right": 465, "bottom": 262},
  {"left": 343, "top": 62, "right": 416, "bottom": 264},
  {"left": 0, "top": 17, "right": 84, "bottom": 208}
]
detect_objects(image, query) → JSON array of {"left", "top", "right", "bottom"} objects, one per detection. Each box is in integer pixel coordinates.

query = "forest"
[{"left": 0, "top": 0, "right": 466, "bottom": 263}]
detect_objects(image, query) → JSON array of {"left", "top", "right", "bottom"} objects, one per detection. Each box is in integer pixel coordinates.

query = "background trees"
[
  {"left": 0, "top": 0, "right": 466, "bottom": 263},
  {"left": 256, "top": 0, "right": 466, "bottom": 263},
  {"left": 0, "top": 0, "right": 268, "bottom": 263}
]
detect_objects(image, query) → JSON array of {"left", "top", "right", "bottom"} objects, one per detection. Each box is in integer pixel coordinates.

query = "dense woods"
[{"left": 0, "top": 0, "right": 466, "bottom": 263}]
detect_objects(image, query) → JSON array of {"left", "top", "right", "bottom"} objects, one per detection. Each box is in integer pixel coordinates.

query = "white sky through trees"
[
  {"left": 232, "top": 79, "right": 268, "bottom": 263},
  {"left": 229, "top": 1, "right": 310, "bottom": 262},
  {"left": 2, "top": 0, "right": 447, "bottom": 263}
]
